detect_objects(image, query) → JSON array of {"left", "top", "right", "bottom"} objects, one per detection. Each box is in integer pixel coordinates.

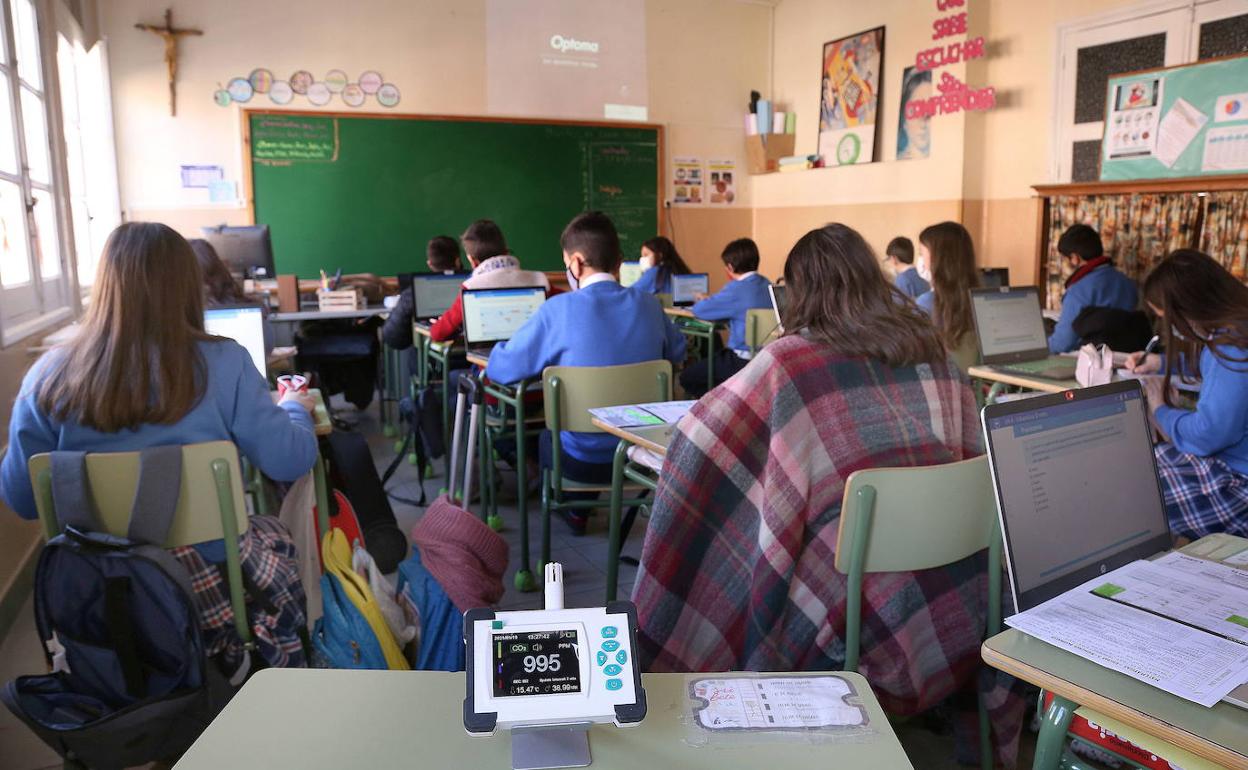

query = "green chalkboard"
[
  {"left": 1100, "top": 54, "right": 1248, "bottom": 181},
  {"left": 247, "top": 111, "right": 662, "bottom": 278}
]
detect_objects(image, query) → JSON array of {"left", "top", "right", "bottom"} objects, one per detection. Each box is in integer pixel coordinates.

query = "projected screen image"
[{"left": 486, "top": 0, "right": 648, "bottom": 121}]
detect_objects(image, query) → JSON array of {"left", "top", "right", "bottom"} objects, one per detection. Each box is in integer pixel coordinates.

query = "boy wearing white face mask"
[{"left": 486, "top": 212, "right": 686, "bottom": 531}]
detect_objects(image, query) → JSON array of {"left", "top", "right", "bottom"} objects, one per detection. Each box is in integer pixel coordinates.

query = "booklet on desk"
[{"left": 589, "top": 401, "right": 696, "bottom": 429}]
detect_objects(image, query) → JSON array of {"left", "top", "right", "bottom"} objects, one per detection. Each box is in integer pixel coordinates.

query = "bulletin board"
[{"left": 1099, "top": 53, "right": 1248, "bottom": 182}]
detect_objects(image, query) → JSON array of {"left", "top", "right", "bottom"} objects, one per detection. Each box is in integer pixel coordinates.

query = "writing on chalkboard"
[{"left": 252, "top": 116, "right": 339, "bottom": 164}]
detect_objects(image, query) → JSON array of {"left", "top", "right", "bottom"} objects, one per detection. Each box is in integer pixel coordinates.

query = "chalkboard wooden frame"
[{"left": 240, "top": 109, "right": 664, "bottom": 275}]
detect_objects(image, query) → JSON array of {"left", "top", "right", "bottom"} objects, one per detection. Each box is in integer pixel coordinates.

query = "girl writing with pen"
[{"left": 1126, "top": 250, "right": 1248, "bottom": 541}]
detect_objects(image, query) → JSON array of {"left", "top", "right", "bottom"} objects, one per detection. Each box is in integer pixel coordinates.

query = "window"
[
  {"left": 1054, "top": 0, "right": 1248, "bottom": 183},
  {"left": 0, "top": 0, "right": 73, "bottom": 346}
]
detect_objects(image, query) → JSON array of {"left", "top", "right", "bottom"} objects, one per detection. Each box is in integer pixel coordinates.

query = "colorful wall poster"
[
  {"left": 896, "top": 66, "right": 931, "bottom": 160},
  {"left": 1214, "top": 92, "right": 1248, "bottom": 123},
  {"left": 1105, "top": 77, "right": 1163, "bottom": 160},
  {"left": 214, "top": 69, "right": 399, "bottom": 109},
  {"left": 707, "top": 159, "right": 736, "bottom": 205},
  {"left": 672, "top": 156, "right": 702, "bottom": 205},
  {"left": 818, "top": 27, "right": 884, "bottom": 167}
]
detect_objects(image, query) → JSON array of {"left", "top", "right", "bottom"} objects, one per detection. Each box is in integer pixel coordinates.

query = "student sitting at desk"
[
  {"left": 428, "top": 220, "right": 549, "bottom": 343},
  {"left": 1128, "top": 250, "right": 1248, "bottom": 542},
  {"left": 915, "top": 221, "right": 981, "bottom": 368},
  {"left": 381, "top": 234, "right": 463, "bottom": 353},
  {"left": 631, "top": 223, "right": 1019, "bottom": 758},
  {"left": 678, "top": 238, "right": 772, "bottom": 398},
  {"left": 630, "top": 235, "right": 690, "bottom": 295},
  {"left": 884, "top": 235, "right": 929, "bottom": 299},
  {"left": 485, "top": 212, "right": 686, "bottom": 533},
  {"left": 191, "top": 238, "right": 248, "bottom": 306},
  {"left": 1047, "top": 224, "right": 1139, "bottom": 353},
  {"left": 1, "top": 222, "right": 318, "bottom": 670}
]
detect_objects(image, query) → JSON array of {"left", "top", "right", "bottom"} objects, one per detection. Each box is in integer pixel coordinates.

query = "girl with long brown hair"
[
  {"left": 632, "top": 235, "right": 690, "bottom": 295},
  {"left": 1, "top": 222, "right": 318, "bottom": 520},
  {"left": 1125, "top": 249, "right": 1248, "bottom": 541},
  {"left": 915, "top": 221, "right": 980, "bottom": 360},
  {"left": 190, "top": 238, "right": 248, "bottom": 306}
]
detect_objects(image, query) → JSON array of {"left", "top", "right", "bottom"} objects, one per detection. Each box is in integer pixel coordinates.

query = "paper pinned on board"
[{"left": 1154, "top": 98, "right": 1209, "bottom": 168}]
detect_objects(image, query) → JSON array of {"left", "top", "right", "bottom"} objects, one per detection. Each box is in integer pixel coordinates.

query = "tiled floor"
[{"left": 0, "top": 399, "right": 1036, "bottom": 769}]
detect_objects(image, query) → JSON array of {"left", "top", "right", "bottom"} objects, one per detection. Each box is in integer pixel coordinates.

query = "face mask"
[
  {"left": 565, "top": 268, "right": 580, "bottom": 291},
  {"left": 916, "top": 259, "right": 932, "bottom": 283},
  {"left": 639, "top": 255, "right": 655, "bottom": 270}
]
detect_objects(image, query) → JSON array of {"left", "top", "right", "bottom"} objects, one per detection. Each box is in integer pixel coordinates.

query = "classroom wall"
[{"left": 101, "top": 0, "right": 770, "bottom": 291}]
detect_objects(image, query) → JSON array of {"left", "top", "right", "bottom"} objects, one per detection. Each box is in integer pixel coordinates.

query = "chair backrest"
[
  {"left": 542, "top": 361, "right": 673, "bottom": 434},
  {"left": 745, "top": 308, "right": 780, "bottom": 353},
  {"left": 949, "top": 331, "right": 981, "bottom": 372},
  {"left": 29, "top": 440, "right": 249, "bottom": 547},
  {"left": 835, "top": 455, "right": 996, "bottom": 575},
  {"left": 655, "top": 293, "right": 674, "bottom": 309}
]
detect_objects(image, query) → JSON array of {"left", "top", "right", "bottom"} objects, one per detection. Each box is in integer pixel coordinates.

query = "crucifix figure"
[{"left": 135, "top": 8, "right": 202, "bottom": 117}]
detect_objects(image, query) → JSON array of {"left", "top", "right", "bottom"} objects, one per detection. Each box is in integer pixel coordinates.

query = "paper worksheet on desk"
[
  {"left": 1006, "top": 555, "right": 1248, "bottom": 707},
  {"left": 687, "top": 676, "right": 868, "bottom": 731},
  {"left": 588, "top": 401, "right": 695, "bottom": 429}
]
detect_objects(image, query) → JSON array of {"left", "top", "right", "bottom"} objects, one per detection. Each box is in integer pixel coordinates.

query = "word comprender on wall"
[{"left": 907, "top": 0, "right": 995, "bottom": 118}]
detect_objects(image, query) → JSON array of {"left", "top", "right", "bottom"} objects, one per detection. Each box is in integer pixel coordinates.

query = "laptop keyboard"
[{"left": 993, "top": 358, "right": 1076, "bottom": 380}]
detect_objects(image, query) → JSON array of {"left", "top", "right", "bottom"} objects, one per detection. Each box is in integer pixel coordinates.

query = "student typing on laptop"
[
  {"left": 381, "top": 235, "right": 463, "bottom": 352},
  {"left": 485, "top": 212, "right": 686, "bottom": 533},
  {"left": 1126, "top": 250, "right": 1248, "bottom": 543}
]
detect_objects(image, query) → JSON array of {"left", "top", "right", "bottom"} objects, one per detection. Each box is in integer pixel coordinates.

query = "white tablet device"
[{"left": 463, "top": 602, "right": 646, "bottom": 735}]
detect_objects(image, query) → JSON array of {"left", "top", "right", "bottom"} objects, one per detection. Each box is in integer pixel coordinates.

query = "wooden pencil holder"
[{"left": 317, "top": 288, "right": 363, "bottom": 312}]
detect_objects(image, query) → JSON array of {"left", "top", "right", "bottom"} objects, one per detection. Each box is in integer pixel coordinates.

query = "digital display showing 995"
[{"left": 492, "top": 629, "right": 582, "bottom": 697}]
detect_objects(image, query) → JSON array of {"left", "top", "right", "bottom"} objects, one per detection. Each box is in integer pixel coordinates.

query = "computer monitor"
[
  {"left": 204, "top": 305, "right": 268, "bottom": 374},
  {"left": 410, "top": 273, "right": 468, "bottom": 319},
  {"left": 461, "top": 286, "right": 547, "bottom": 346},
  {"left": 969, "top": 286, "right": 1050, "bottom": 364},
  {"left": 982, "top": 380, "right": 1172, "bottom": 611},
  {"left": 769, "top": 284, "right": 786, "bottom": 326},
  {"left": 979, "top": 267, "right": 1010, "bottom": 288},
  {"left": 201, "top": 225, "right": 275, "bottom": 279},
  {"left": 671, "top": 273, "right": 709, "bottom": 306},
  {"left": 619, "top": 262, "right": 643, "bottom": 288}
]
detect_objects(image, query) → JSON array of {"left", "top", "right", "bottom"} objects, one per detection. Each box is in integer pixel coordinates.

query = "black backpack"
[{"left": 1, "top": 448, "right": 234, "bottom": 769}]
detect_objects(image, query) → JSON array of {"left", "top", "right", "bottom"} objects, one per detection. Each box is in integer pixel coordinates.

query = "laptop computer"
[
  {"left": 461, "top": 286, "right": 546, "bottom": 353},
  {"left": 671, "top": 273, "right": 709, "bottom": 307},
  {"left": 619, "top": 261, "right": 643, "bottom": 288},
  {"left": 768, "top": 284, "right": 786, "bottom": 328},
  {"left": 204, "top": 304, "right": 268, "bottom": 374},
  {"left": 970, "top": 286, "right": 1076, "bottom": 380},
  {"left": 982, "top": 380, "right": 1248, "bottom": 707},
  {"left": 409, "top": 272, "right": 468, "bottom": 320},
  {"left": 979, "top": 267, "right": 1009, "bottom": 289}
]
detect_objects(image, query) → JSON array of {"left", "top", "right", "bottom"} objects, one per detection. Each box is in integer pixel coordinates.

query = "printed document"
[
  {"left": 689, "top": 676, "right": 868, "bottom": 730},
  {"left": 589, "top": 400, "right": 695, "bottom": 429}
]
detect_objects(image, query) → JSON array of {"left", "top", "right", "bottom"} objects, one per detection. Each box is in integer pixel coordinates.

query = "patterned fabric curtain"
[
  {"left": 1044, "top": 193, "right": 1202, "bottom": 310},
  {"left": 1201, "top": 191, "right": 1248, "bottom": 280}
]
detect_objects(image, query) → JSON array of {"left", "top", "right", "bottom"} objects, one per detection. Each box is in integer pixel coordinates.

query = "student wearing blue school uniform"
[
  {"left": 630, "top": 235, "right": 691, "bottom": 296},
  {"left": 1048, "top": 224, "right": 1139, "bottom": 353},
  {"left": 884, "top": 236, "right": 929, "bottom": 299},
  {"left": 678, "top": 238, "right": 773, "bottom": 398},
  {"left": 485, "top": 212, "right": 686, "bottom": 532},
  {"left": 1128, "top": 250, "right": 1248, "bottom": 543}
]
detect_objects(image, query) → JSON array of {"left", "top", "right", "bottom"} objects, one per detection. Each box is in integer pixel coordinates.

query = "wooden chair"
[{"left": 836, "top": 455, "right": 1000, "bottom": 770}]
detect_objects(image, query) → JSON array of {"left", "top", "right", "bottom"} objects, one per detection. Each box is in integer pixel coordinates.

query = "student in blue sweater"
[
  {"left": 678, "top": 238, "right": 773, "bottom": 398},
  {"left": 1, "top": 223, "right": 318, "bottom": 523},
  {"left": 631, "top": 236, "right": 691, "bottom": 296},
  {"left": 485, "top": 212, "right": 686, "bottom": 532},
  {"left": 1127, "top": 250, "right": 1248, "bottom": 542},
  {"left": 1048, "top": 224, "right": 1139, "bottom": 353},
  {"left": 884, "top": 236, "right": 929, "bottom": 299}
]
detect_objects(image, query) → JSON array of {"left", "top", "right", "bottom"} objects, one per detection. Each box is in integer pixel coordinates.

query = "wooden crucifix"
[{"left": 135, "top": 8, "right": 202, "bottom": 117}]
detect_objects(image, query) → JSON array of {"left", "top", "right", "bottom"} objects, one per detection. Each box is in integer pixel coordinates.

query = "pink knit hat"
[{"left": 411, "top": 495, "right": 509, "bottom": 612}]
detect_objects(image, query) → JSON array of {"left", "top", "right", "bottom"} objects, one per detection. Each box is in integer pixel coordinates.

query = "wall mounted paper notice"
[
  {"left": 1105, "top": 78, "right": 1162, "bottom": 160},
  {"left": 688, "top": 676, "right": 868, "bottom": 731},
  {"left": 208, "top": 180, "right": 237, "bottom": 203},
  {"left": 1202, "top": 125, "right": 1248, "bottom": 172},
  {"left": 707, "top": 158, "right": 736, "bottom": 205},
  {"left": 672, "top": 157, "right": 702, "bottom": 205},
  {"left": 180, "top": 164, "right": 224, "bottom": 188},
  {"left": 1154, "top": 98, "right": 1209, "bottom": 168},
  {"left": 1006, "top": 557, "right": 1248, "bottom": 706},
  {"left": 1214, "top": 92, "right": 1248, "bottom": 123}
]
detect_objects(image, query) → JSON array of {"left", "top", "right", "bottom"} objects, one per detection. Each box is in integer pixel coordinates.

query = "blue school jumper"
[
  {"left": 690, "top": 273, "right": 773, "bottom": 352},
  {"left": 2, "top": 340, "right": 318, "bottom": 521},
  {"left": 631, "top": 265, "right": 672, "bottom": 295},
  {"left": 1048, "top": 264, "right": 1138, "bottom": 353},
  {"left": 485, "top": 278, "right": 687, "bottom": 465},
  {"left": 894, "top": 267, "right": 930, "bottom": 299}
]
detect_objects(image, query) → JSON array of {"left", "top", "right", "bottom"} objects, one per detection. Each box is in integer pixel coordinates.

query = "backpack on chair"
[{"left": 0, "top": 448, "right": 234, "bottom": 770}]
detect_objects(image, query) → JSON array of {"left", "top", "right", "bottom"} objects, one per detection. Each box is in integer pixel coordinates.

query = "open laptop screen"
[
  {"left": 970, "top": 286, "right": 1050, "bottom": 363},
  {"left": 982, "top": 381, "right": 1171, "bottom": 611},
  {"left": 769, "top": 284, "right": 786, "bottom": 326},
  {"left": 205, "top": 305, "right": 267, "bottom": 374},
  {"left": 619, "top": 262, "right": 643, "bottom": 288},
  {"left": 461, "top": 286, "right": 546, "bottom": 346},
  {"left": 411, "top": 273, "right": 468, "bottom": 319},
  {"left": 671, "top": 273, "right": 709, "bottom": 306}
]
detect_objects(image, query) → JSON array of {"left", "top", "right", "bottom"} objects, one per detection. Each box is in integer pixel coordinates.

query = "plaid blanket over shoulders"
[{"left": 632, "top": 334, "right": 1023, "bottom": 764}]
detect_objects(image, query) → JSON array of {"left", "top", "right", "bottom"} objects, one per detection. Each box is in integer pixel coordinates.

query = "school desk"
[
  {"left": 662, "top": 307, "right": 724, "bottom": 391},
  {"left": 982, "top": 534, "right": 1248, "bottom": 770},
  {"left": 267, "top": 388, "right": 332, "bottom": 534},
  {"left": 174, "top": 669, "right": 913, "bottom": 769},
  {"left": 267, "top": 307, "right": 389, "bottom": 323},
  {"left": 593, "top": 420, "right": 674, "bottom": 602},
  {"left": 965, "top": 365, "right": 1078, "bottom": 400}
]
